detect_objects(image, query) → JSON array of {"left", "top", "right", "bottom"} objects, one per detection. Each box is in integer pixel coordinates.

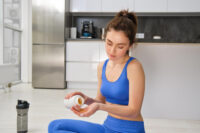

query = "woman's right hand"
[{"left": 64, "top": 91, "right": 91, "bottom": 105}]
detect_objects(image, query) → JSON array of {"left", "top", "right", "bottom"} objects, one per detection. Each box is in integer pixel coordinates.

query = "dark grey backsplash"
[
  {"left": 71, "top": 15, "right": 200, "bottom": 43},
  {"left": 138, "top": 16, "right": 200, "bottom": 43}
]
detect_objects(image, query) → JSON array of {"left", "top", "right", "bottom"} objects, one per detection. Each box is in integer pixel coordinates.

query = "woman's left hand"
[
  {"left": 71, "top": 103, "right": 100, "bottom": 117},
  {"left": 80, "top": 103, "right": 99, "bottom": 117}
]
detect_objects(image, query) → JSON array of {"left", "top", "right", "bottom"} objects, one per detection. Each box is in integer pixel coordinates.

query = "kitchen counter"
[
  {"left": 67, "top": 38, "right": 104, "bottom": 41},
  {"left": 67, "top": 38, "right": 200, "bottom": 44}
]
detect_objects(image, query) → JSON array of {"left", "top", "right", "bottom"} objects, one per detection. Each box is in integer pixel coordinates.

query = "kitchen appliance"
[
  {"left": 32, "top": 0, "right": 70, "bottom": 89},
  {"left": 70, "top": 27, "right": 77, "bottom": 39},
  {"left": 80, "top": 20, "right": 94, "bottom": 38},
  {"left": 101, "top": 28, "right": 105, "bottom": 40}
]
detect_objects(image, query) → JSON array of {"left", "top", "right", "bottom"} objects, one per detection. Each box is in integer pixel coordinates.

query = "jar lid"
[{"left": 16, "top": 100, "right": 30, "bottom": 109}]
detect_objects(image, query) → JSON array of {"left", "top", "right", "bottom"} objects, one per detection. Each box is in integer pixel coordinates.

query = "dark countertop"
[
  {"left": 67, "top": 38, "right": 104, "bottom": 41},
  {"left": 67, "top": 38, "right": 200, "bottom": 43}
]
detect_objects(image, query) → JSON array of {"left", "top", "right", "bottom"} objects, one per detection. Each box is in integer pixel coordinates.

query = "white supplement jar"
[{"left": 64, "top": 95, "right": 85, "bottom": 109}]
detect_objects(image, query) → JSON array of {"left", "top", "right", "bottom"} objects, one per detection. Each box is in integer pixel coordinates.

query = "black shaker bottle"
[{"left": 16, "top": 100, "right": 30, "bottom": 133}]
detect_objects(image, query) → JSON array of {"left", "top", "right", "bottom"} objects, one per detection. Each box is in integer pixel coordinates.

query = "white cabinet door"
[
  {"left": 102, "top": 0, "right": 134, "bottom": 12},
  {"left": 135, "top": 0, "right": 167, "bottom": 12},
  {"left": 70, "top": 0, "right": 101, "bottom": 12},
  {"left": 66, "top": 41, "right": 99, "bottom": 62},
  {"left": 99, "top": 42, "right": 107, "bottom": 62},
  {"left": 66, "top": 62, "right": 98, "bottom": 82},
  {"left": 168, "top": 0, "right": 200, "bottom": 12}
]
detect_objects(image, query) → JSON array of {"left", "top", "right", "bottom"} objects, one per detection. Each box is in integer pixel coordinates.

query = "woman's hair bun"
[
  {"left": 117, "top": 10, "right": 129, "bottom": 17},
  {"left": 116, "top": 10, "right": 137, "bottom": 25},
  {"left": 104, "top": 9, "right": 138, "bottom": 45}
]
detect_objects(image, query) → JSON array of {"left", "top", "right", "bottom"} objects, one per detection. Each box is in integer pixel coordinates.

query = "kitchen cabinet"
[
  {"left": 70, "top": 0, "right": 134, "bottom": 12},
  {"left": 168, "top": 0, "right": 200, "bottom": 12},
  {"left": 70, "top": 0, "right": 101, "bottom": 12},
  {"left": 70, "top": 0, "right": 200, "bottom": 13},
  {"left": 66, "top": 62, "right": 98, "bottom": 82},
  {"left": 135, "top": 0, "right": 167, "bottom": 12},
  {"left": 66, "top": 40, "right": 107, "bottom": 83},
  {"left": 99, "top": 42, "right": 107, "bottom": 62},
  {"left": 66, "top": 41, "right": 99, "bottom": 62},
  {"left": 101, "top": 0, "right": 134, "bottom": 12}
]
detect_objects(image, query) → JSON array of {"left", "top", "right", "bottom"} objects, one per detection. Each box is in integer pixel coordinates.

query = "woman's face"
[{"left": 105, "top": 29, "right": 131, "bottom": 61}]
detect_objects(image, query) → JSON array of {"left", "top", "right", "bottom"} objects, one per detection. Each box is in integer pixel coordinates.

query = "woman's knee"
[{"left": 48, "top": 119, "right": 61, "bottom": 133}]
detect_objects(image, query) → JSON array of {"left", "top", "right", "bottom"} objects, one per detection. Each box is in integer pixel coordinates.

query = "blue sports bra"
[{"left": 100, "top": 57, "right": 135, "bottom": 105}]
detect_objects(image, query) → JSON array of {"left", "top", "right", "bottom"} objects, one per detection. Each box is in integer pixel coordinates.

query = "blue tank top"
[{"left": 100, "top": 57, "right": 135, "bottom": 105}]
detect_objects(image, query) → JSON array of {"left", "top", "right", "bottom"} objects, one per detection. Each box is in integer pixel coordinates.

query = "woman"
[{"left": 48, "top": 10, "right": 145, "bottom": 133}]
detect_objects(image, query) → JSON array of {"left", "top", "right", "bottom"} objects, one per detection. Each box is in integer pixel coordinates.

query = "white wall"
[
  {"left": 21, "top": 0, "right": 32, "bottom": 83},
  {"left": 0, "top": 0, "right": 3, "bottom": 65},
  {"left": 131, "top": 43, "right": 200, "bottom": 120}
]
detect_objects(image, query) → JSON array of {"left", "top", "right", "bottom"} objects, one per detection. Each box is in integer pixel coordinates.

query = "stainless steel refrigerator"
[{"left": 32, "top": 0, "right": 69, "bottom": 89}]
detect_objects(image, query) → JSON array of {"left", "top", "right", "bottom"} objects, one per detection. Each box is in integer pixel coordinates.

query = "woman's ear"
[{"left": 129, "top": 43, "right": 133, "bottom": 49}]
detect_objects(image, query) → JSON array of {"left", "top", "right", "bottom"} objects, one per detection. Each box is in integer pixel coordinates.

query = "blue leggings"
[{"left": 48, "top": 115, "right": 145, "bottom": 133}]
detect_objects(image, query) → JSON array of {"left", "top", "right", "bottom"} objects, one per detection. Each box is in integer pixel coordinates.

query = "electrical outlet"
[{"left": 136, "top": 33, "right": 145, "bottom": 39}]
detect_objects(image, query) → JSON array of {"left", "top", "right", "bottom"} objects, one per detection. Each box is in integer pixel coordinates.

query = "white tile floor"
[{"left": 0, "top": 83, "right": 200, "bottom": 133}]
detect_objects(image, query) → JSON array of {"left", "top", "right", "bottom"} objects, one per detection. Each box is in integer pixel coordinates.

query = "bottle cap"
[
  {"left": 74, "top": 96, "right": 84, "bottom": 106},
  {"left": 16, "top": 100, "right": 30, "bottom": 109}
]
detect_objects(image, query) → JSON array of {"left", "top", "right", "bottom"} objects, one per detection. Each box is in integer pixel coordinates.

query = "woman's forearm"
[
  {"left": 85, "top": 97, "right": 105, "bottom": 105},
  {"left": 98, "top": 103, "right": 139, "bottom": 118}
]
